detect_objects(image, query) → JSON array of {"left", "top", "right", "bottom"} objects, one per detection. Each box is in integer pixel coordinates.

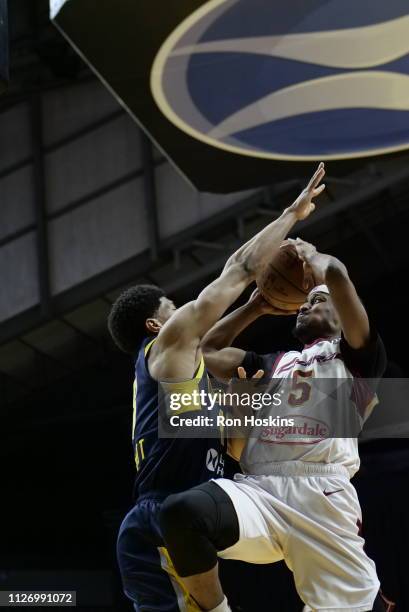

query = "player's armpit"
[
  {"left": 340, "top": 327, "right": 387, "bottom": 379},
  {"left": 149, "top": 334, "right": 200, "bottom": 381}
]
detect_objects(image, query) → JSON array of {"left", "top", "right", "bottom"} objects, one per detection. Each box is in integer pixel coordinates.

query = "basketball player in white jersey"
[{"left": 158, "top": 239, "right": 394, "bottom": 612}]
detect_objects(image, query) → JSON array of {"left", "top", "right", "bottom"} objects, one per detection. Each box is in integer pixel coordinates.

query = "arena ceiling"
[{"left": 1, "top": 0, "right": 409, "bottom": 413}]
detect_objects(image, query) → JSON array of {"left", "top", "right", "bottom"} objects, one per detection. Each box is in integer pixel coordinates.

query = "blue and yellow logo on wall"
[{"left": 151, "top": 0, "right": 409, "bottom": 161}]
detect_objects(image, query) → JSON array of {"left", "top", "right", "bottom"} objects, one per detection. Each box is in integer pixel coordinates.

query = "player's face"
[
  {"left": 294, "top": 292, "right": 340, "bottom": 344},
  {"left": 156, "top": 297, "right": 177, "bottom": 324}
]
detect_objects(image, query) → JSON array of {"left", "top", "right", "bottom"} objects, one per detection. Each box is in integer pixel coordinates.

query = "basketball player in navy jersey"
[
  {"left": 158, "top": 238, "right": 394, "bottom": 611},
  {"left": 108, "top": 164, "right": 326, "bottom": 611}
]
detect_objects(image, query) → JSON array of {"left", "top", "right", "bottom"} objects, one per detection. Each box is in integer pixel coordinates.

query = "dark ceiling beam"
[
  {"left": 47, "top": 168, "right": 145, "bottom": 220},
  {"left": 141, "top": 133, "right": 160, "bottom": 261},
  {"left": 0, "top": 73, "right": 95, "bottom": 115},
  {"left": 0, "top": 156, "right": 33, "bottom": 180},
  {"left": 60, "top": 316, "right": 108, "bottom": 354},
  {"left": 301, "top": 164, "right": 409, "bottom": 232},
  {"left": 1, "top": 170, "right": 409, "bottom": 347},
  {"left": 30, "top": 92, "right": 52, "bottom": 318},
  {"left": 0, "top": 224, "right": 36, "bottom": 249},
  {"left": 44, "top": 109, "right": 125, "bottom": 154},
  {"left": 18, "top": 338, "right": 75, "bottom": 373},
  {"left": 46, "top": 160, "right": 167, "bottom": 223},
  {"left": 0, "top": 160, "right": 168, "bottom": 250}
]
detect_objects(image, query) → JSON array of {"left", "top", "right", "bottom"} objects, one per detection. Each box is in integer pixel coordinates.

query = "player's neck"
[{"left": 304, "top": 333, "right": 338, "bottom": 348}]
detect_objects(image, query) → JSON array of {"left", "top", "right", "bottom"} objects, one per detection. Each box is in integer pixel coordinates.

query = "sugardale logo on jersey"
[
  {"left": 260, "top": 416, "right": 330, "bottom": 444},
  {"left": 151, "top": 0, "right": 409, "bottom": 161}
]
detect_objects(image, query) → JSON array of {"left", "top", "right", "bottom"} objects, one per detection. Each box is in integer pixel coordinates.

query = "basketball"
[{"left": 256, "top": 240, "right": 314, "bottom": 311}]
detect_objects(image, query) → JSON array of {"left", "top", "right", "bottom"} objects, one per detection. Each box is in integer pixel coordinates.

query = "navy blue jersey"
[{"left": 131, "top": 337, "right": 225, "bottom": 499}]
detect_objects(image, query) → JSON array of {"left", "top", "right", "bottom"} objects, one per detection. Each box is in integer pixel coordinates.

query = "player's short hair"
[{"left": 107, "top": 284, "right": 165, "bottom": 354}]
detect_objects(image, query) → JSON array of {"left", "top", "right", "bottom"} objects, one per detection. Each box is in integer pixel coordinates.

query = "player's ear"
[{"left": 146, "top": 317, "right": 162, "bottom": 334}]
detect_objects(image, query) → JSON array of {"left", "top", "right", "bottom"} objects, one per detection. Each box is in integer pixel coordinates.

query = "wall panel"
[
  {"left": 156, "top": 162, "right": 258, "bottom": 239},
  {"left": 0, "top": 103, "right": 31, "bottom": 171},
  {"left": 0, "top": 165, "right": 35, "bottom": 241},
  {"left": 45, "top": 114, "right": 142, "bottom": 214},
  {"left": 42, "top": 80, "right": 120, "bottom": 147},
  {"left": 49, "top": 178, "right": 148, "bottom": 294},
  {"left": 0, "top": 79, "right": 261, "bottom": 325},
  {"left": 0, "top": 233, "right": 39, "bottom": 322}
]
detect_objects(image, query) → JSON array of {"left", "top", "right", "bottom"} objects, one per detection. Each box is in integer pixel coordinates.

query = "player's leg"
[
  {"left": 159, "top": 479, "right": 284, "bottom": 611},
  {"left": 159, "top": 482, "right": 238, "bottom": 611},
  {"left": 371, "top": 591, "right": 396, "bottom": 611},
  {"left": 285, "top": 475, "right": 381, "bottom": 611},
  {"left": 118, "top": 500, "right": 200, "bottom": 611}
]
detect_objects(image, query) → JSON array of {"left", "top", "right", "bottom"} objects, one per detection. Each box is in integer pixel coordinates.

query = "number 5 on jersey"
[{"left": 288, "top": 370, "right": 313, "bottom": 406}]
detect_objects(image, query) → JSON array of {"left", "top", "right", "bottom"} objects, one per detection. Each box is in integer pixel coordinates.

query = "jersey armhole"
[
  {"left": 145, "top": 337, "right": 205, "bottom": 381},
  {"left": 272, "top": 352, "right": 285, "bottom": 375}
]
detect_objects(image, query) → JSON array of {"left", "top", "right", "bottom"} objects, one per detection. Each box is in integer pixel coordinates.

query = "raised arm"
[
  {"left": 291, "top": 238, "right": 370, "bottom": 349},
  {"left": 201, "top": 290, "right": 292, "bottom": 379},
  {"left": 150, "top": 163, "right": 326, "bottom": 380}
]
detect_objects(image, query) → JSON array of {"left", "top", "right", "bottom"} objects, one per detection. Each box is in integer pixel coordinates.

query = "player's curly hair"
[{"left": 107, "top": 284, "right": 165, "bottom": 354}]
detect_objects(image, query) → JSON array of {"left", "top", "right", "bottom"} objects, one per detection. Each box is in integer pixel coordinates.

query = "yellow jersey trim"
[
  {"left": 158, "top": 547, "right": 201, "bottom": 611},
  {"left": 144, "top": 338, "right": 156, "bottom": 356}
]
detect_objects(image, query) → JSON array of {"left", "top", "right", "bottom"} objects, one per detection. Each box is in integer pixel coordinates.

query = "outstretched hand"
[{"left": 288, "top": 162, "right": 326, "bottom": 221}]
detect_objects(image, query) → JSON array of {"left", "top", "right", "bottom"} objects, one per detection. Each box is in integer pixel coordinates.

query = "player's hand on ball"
[
  {"left": 286, "top": 238, "right": 326, "bottom": 287},
  {"left": 248, "top": 288, "right": 297, "bottom": 316},
  {"left": 289, "top": 238, "right": 317, "bottom": 262},
  {"left": 288, "top": 162, "right": 326, "bottom": 221}
]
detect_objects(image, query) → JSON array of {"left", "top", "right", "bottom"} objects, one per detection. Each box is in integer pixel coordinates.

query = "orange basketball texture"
[{"left": 256, "top": 240, "right": 314, "bottom": 311}]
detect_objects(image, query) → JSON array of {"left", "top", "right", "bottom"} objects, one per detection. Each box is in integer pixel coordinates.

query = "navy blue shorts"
[{"left": 117, "top": 497, "right": 200, "bottom": 612}]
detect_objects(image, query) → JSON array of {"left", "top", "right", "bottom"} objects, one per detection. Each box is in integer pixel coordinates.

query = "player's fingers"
[
  {"left": 282, "top": 238, "right": 296, "bottom": 245},
  {"left": 294, "top": 238, "right": 306, "bottom": 250},
  {"left": 252, "top": 369, "right": 264, "bottom": 379},
  {"left": 311, "top": 168, "right": 325, "bottom": 190},
  {"left": 296, "top": 236, "right": 315, "bottom": 247},
  {"left": 307, "top": 163, "right": 325, "bottom": 189},
  {"left": 303, "top": 262, "right": 315, "bottom": 289},
  {"left": 312, "top": 166, "right": 326, "bottom": 189},
  {"left": 293, "top": 239, "right": 306, "bottom": 254},
  {"left": 237, "top": 366, "right": 247, "bottom": 379},
  {"left": 279, "top": 240, "right": 296, "bottom": 252},
  {"left": 313, "top": 184, "right": 326, "bottom": 196}
]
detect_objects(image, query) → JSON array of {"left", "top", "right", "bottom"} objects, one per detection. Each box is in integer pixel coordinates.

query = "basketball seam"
[{"left": 266, "top": 264, "right": 310, "bottom": 297}]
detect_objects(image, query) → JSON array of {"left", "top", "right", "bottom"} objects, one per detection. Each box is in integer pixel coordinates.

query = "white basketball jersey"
[{"left": 241, "top": 338, "right": 378, "bottom": 478}]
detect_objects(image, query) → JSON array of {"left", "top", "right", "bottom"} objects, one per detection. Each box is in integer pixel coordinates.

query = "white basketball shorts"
[{"left": 213, "top": 461, "right": 379, "bottom": 612}]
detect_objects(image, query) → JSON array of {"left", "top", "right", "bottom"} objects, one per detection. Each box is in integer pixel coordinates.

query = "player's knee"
[{"left": 159, "top": 492, "right": 199, "bottom": 542}]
